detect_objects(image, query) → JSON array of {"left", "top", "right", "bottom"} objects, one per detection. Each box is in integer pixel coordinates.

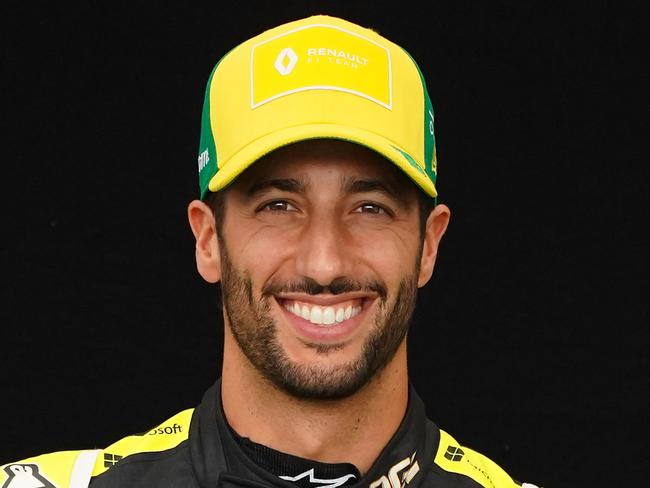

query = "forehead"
[{"left": 232, "top": 139, "right": 420, "bottom": 195}]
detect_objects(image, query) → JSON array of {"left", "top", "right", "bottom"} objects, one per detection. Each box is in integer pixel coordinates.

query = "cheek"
[
  {"left": 229, "top": 224, "right": 297, "bottom": 276},
  {"left": 349, "top": 229, "right": 419, "bottom": 281}
]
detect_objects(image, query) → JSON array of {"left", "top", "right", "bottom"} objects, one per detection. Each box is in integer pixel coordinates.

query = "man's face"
[{"left": 213, "top": 140, "right": 439, "bottom": 399}]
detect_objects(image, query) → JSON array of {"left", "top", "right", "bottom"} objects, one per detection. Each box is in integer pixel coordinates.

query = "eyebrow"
[
  {"left": 246, "top": 178, "right": 308, "bottom": 197},
  {"left": 342, "top": 177, "right": 409, "bottom": 209}
]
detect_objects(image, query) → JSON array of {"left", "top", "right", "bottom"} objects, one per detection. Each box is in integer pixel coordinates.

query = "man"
[{"left": 1, "top": 15, "right": 540, "bottom": 488}]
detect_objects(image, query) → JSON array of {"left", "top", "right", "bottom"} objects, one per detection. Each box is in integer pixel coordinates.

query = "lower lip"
[{"left": 276, "top": 299, "right": 373, "bottom": 344}]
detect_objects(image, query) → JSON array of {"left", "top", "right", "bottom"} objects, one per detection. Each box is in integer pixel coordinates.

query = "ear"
[
  {"left": 417, "top": 203, "right": 451, "bottom": 287},
  {"left": 187, "top": 199, "right": 222, "bottom": 283}
]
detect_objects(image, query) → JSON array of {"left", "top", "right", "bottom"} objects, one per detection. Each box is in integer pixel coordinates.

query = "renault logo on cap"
[
  {"left": 251, "top": 25, "right": 391, "bottom": 109},
  {"left": 274, "top": 48, "right": 298, "bottom": 75}
]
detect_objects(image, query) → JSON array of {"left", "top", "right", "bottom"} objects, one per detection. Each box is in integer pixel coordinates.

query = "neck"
[{"left": 220, "top": 329, "right": 409, "bottom": 474}]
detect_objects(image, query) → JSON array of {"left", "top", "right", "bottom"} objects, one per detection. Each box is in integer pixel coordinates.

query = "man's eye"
[
  {"left": 261, "top": 201, "right": 297, "bottom": 212},
  {"left": 354, "top": 203, "right": 386, "bottom": 214}
]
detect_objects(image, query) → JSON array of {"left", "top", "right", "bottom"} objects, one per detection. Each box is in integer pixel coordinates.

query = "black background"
[{"left": 2, "top": 1, "right": 647, "bottom": 487}]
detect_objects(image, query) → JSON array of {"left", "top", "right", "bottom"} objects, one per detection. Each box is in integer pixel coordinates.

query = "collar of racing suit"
[{"left": 188, "top": 379, "right": 440, "bottom": 488}]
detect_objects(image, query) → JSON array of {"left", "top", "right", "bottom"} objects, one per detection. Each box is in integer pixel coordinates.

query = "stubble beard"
[{"left": 219, "top": 242, "right": 419, "bottom": 400}]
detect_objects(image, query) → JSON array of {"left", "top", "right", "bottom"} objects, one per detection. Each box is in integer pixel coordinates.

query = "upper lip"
[{"left": 274, "top": 292, "right": 376, "bottom": 306}]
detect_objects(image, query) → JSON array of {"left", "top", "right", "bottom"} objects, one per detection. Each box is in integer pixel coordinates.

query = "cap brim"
[{"left": 207, "top": 124, "right": 437, "bottom": 198}]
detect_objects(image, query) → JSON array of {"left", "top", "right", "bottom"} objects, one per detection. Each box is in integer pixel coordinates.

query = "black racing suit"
[{"left": 1, "top": 380, "right": 540, "bottom": 488}]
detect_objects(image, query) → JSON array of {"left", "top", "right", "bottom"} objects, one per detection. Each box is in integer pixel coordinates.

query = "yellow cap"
[{"left": 197, "top": 15, "right": 438, "bottom": 199}]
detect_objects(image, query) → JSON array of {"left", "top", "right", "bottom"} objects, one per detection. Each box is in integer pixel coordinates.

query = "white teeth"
[
  {"left": 335, "top": 308, "right": 345, "bottom": 323},
  {"left": 323, "top": 307, "right": 336, "bottom": 325},
  {"left": 284, "top": 301, "right": 363, "bottom": 325},
  {"left": 310, "top": 306, "right": 323, "bottom": 324}
]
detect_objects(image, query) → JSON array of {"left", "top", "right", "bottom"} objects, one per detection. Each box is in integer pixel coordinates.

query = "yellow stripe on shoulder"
[
  {"left": 434, "top": 429, "right": 519, "bottom": 488},
  {"left": 91, "top": 408, "right": 194, "bottom": 476},
  {"left": 1, "top": 409, "right": 194, "bottom": 487}
]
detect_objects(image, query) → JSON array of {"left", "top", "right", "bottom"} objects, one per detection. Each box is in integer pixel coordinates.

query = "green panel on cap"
[
  {"left": 422, "top": 88, "right": 437, "bottom": 186},
  {"left": 198, "top": 63, "right": 220, "bottom": 200},
  {"left": 401, "top": 48, "right": 438, "bottom": 199}
]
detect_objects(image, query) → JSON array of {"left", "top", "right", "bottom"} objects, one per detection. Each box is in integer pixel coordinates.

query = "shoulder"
[
  {"left": 1, "top": 408, "right": 194, "bottom": 488},
  {"left": 431, "top": 429, "right": 541, "bottom": 488}
]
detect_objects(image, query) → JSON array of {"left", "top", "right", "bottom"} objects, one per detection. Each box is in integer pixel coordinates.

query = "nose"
[{"left": 294, "top": 213, "right": 352, "bottom": 287}]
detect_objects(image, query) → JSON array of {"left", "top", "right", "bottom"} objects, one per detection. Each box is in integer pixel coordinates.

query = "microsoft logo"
[
  {"left": 104, "top": 453, "right": 123, "bottom": 467},
  {"left": 443, "top": 446, "right": 464, "bottom": 462}
]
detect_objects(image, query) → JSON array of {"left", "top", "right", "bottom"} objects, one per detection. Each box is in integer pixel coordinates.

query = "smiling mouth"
[{"left": 279, "top": 298, "right": 366, "bottom": 327}]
